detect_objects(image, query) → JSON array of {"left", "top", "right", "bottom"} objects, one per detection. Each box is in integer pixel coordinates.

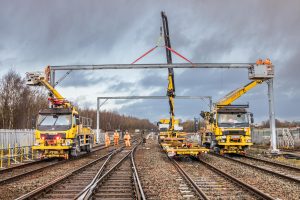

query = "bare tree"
[{"left": 0, "top": 70, "right": 48, "bottom": 129}]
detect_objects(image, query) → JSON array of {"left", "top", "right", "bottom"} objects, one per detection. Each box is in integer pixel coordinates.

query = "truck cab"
[{"left": 212, "top": 106, "right": 253, "bottom": 154}]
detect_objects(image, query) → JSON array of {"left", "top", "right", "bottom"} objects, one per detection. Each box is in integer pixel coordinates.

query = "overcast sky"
[{"left": 0, "top": 0, "right": 299, "bottom": 123}]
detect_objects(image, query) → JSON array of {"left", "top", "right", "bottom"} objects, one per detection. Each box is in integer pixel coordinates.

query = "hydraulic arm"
[
  {"left": 216, "top": 80, "right": 263, "bottom": 106},
  {"left": 26, "top": 71, "right": 71, "bottom": 108},
  {"left": 161, "top": 11, "right": 176, "bottom": 132}
]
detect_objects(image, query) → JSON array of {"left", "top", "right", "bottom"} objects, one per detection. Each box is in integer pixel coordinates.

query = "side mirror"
[
  {"left": 76, "top": 118, "right": 80, "bottom": 125},
  {"left": 250, "top": 113, "right": 254, "bottom": 124}
]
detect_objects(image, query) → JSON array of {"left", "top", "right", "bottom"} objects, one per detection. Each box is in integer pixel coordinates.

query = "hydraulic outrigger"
[{"left": 160, "top": 12, "right": 208, "bottom": 156}]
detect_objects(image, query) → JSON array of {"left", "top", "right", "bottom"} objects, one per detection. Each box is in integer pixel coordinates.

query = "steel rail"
[
  {"left": 171, "top": 159, "right": 209, "bottom": 200},
  {"left": 0, "top": 160, "right": 63, "bottom": 185},
  {"left": 78, "top": 145, "right": 138, "bottom": 200},
  {"left": 216, "top": 154, "right": 300, "bottom": 183},
  {"left": 15, "top": 151, "right": 113, "bottom": 200},
  {"left": 131, "top": 144, "right": 146, "bottom": 200},
  {"left": 0, "top": 159, "right": 45, "bottom": 174},
  {"left": 0, "top": 145, "right": 107, "bottom": 185},
  {"left": 50, "top": 63, "right": 253, "bottom": 70},
  {"left": 244, "top": 154, "right": 300, "bottom": 171},
  {"left": 0, "top": 144, "right": 105, "bottom": 174},
  {"left": 198, "top": 158, "right": 275, "bottom": 200},
  {"left": 74, "top": 147, "right": 124, "bottom": 199}
]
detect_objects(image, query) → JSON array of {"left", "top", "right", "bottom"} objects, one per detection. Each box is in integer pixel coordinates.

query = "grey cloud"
[
  {"left": 107, "top": 81, "right": 136, "bottom": 93},
  {"left": 140, "top": 71, "right": 167, "bottom": 87},
  {"left": 58, "top": 71, "right": 110, "bottom": 87},
  {"left": 0, "top": 0, "right": 300, "bottom": 122}
]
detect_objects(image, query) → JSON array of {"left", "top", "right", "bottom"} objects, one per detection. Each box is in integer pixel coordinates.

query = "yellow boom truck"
[
  {"left": 160, "top": 12, "right": 208, "bottom": 157},
  {"left": 201, "top": 59, "right": 274, "bottom": 154},
  {"left": 26, "top": 70, "right": 95, "bottom": 159}
]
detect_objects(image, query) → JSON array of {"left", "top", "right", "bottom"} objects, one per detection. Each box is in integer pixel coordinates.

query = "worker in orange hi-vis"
[
  {"left": 105, "top": 132, "right": 110, "bottom": 147},
  {"left": 113, "top": 130, "right": 119, "bottom": 146},
  {"left": 263, "top": 58, "right": 272, "bottom": 65},
  {"left": 124, "top": 131, "right": 131, "bottom": 147}
]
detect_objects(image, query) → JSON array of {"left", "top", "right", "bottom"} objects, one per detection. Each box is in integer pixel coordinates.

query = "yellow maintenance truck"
[
  {"left": 201, "top": 59, "right": 274, "bottom": 154},
  {"left": 26, "top": 69, "right": 94, "bottom": 159}
]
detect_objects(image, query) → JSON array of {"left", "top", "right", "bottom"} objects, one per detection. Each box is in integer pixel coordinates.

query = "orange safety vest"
[
  {"left": 114, "top": 132, "right": 119, "bottom": 139},
  {"left": 124, "top": 134, "right": 131, "bottom": 140},
  {"left": 105, "top": 134, "right": 110, "bottom": 141}
]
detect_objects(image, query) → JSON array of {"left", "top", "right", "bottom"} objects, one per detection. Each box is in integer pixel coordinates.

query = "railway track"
[
  {"left": 15, "top": 141, "right": 143, "bottom": 200},
  {"left": 76, "top": 144, "right": 145, "bottom": 200},
  {"left": 16, "top": 149, "right": 116, "bottom": 200},
  {"left": 203, "top": 154, "right": 300, "bottom": 200},
  {"left": 172, "top": 158, "right": 274, "bottom": 200},
  {"left": 0, "top": 159, "right": 60, "bottom": 185},
  {"left": 0, "top": 144, "right": 106, "bottom": 185},
  {"left": 220, "top": 154, "right": 300, "bottom": 183}
]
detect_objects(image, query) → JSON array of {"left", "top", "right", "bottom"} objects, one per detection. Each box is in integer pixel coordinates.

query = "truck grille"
[
  {"left": 41, "top": 133, "right": 66, "bottom": 139},
  {"left": 223, "top": 130, "right": 245, "bottom": 136}
]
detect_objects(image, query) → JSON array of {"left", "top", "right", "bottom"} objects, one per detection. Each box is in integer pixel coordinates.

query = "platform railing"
[{"left": 0, "top": 144, "right": 35, "bottom": 169}]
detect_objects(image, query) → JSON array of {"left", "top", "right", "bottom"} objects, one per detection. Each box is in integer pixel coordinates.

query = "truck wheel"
[
  {"left": 214, "top": 147, "right": 220, "bottom": 154},
  {"left": 71, "top": 139, "right": 81, "bottom": 157},
  {"left": 86, "top": 143, "right": 93, "bottom": 153}
]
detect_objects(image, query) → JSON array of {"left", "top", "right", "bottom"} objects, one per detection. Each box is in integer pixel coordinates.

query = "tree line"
[
  {"left": 0, "top": 70, "right": 48, "bottom": 129},
  {"left": 259, "top": 119, "right": 300, "bottom": 128},
  {"left": 0, "top": 70, "right": 156, "bottom": 130},
  {"left": 79, "top": 108, "right": 156, "bottom": 131}
]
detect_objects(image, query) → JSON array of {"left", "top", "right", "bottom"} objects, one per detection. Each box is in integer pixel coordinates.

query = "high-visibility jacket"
[
  {"left": 124, "top": 134, "right": 131, "bottom": 140},
  {"left": 113, "top": 132, "right": 119, "bottom": 139},
  {"left": 105, "top": 134, "right": 110, "bottom": 141}
]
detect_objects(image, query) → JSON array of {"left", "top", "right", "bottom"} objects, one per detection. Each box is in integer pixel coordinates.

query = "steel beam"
[
  {"left": 50, "top": 63, "right": 253, "bottom": 70},
  {"left": 97, "top": 95, "right": 211, "bottom": 100}
]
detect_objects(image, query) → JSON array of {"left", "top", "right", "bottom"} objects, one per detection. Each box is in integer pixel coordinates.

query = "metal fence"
[
  {"left": 0, "top": 129, "right": 35, "bottom": 149},
  {"left": 252, "top": 128, "right": 300, "bottom": 148}
]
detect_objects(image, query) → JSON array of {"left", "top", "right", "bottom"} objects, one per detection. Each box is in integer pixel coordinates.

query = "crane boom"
[
  {"left": 161, "top": 11, "right": 176, "bottom": 131},
  {"left": 26, "top": 71, "right": 71, "bottom": 108},
  {"left": 216, "top": 80, "right": 263, "bottom": 106}
]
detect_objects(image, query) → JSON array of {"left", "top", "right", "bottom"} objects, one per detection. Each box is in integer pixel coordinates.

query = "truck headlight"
[{"left": 247, "top": 139, "right": 251, "bottom": 143}]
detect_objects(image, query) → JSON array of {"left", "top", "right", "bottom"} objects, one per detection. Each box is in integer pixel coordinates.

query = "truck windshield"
[
  {"left": 218, "top": 113, "right": 249, "bottom": 127},
  {"left": 37, "top": 114, "right": 72, "bottom": 131}
]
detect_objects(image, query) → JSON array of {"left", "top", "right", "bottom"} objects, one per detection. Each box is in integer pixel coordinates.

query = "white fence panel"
[
  {"left": 252, "top": 128, "right": 300, "bottom": 147},
  {"left": 0, "top": 129, "right": 35, "bottom": 149}
]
